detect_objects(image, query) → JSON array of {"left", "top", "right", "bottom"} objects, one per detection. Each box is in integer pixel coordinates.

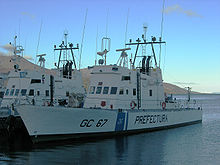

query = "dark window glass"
[
  {"left": 31, "top": 79, "right": 41, "bottom": 83},
  {"left": 103, "top": 87, "right": 109, "bottom": 94},
  {"left": 110, "top": 87, "right": 117, "bottom": 95},
  {"left": 122, "top": 76, "right": 130, "bottom": 81},
  {"left": 96, "top": 87, "right": 102, "bottom": 94},
  {"left": 149, "top": 90, "right": 152, "bottom": 96},
  {"left": 29, "top": 89, "right": 34, "bottom": 96},
  {"left": 37, "top": 91, "right": 40, "bottom": 96},
  {"left": 126, "top": 89, "right": 129, "bottom": 95},
  {"left": 66, "top": 91, "right": 69, "bottom": 96},
  {"left": 5, "top": 89, "right": 9, "bottom": 96},
  {"left": 89, "top": 86, "right": 95, "bottom": 94},
  {"left": 112, "top": 67, "right": 118, "bottom": 71},
  {"left": 0, "top": 92, "right": 4, "bottom": 98},
  {"left": 45, "top": 90, "right": 49, "bottom": 97},
  {"left": 21, "top": 89, "right": 27, "bottom": 96},
  {"left": 15, "top": 89, "right": 20, "bottom": 96},
  {"left": 10, "top": 89, "right": 15, "bottom": 96},
  {"left": 133, "top": 88, "right": 136, "bottom": 96},
  {"left": 119, "top": 88, "right": 124, "bottom": 95}
]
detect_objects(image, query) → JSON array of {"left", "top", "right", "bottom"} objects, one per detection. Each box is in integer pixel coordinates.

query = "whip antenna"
[
  {"left": 124, "top": 9, "right": 129, "bottom": 47},
  {"left": 159, "top": 0, "right": 165, "bottom": 68},
  {"left": 79, "top": 9, "right": 88, "bottom": 70},
  {"left": 105, "top": 9, "right": 109, "bottom": 38},
  {"left": 95, "top": 25, "right": 98, "bottom": 65},
  {"left": 35, "top": 20, "right": 43, "bottom": 64}
]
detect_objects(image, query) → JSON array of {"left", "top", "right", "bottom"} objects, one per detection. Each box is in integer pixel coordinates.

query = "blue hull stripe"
[{"left": 115, "top": 112, "right": 125, "bottom": 131}]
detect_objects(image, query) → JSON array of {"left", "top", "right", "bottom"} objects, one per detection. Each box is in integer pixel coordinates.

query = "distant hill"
[
  {"left": 0, "top": 55, "right": 53, "bottom": 74},
  {"left": 0, "top": 55, "right": 198, "bottom": 94},
  {"left": 163, "top": 82, "right": 199, "bottom": 94}
]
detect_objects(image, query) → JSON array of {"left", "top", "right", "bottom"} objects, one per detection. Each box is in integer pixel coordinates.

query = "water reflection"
[
  {"left": 0, "top": 122, "right": 211, "bottom": 165},
  {"left": 0, "top": 94, "right": 220, "bottom": 165}
]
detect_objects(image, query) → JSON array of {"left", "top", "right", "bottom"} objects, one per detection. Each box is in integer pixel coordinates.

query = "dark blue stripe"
[
  {"left": 125, "top": 112, "right": 128, "bottom": 130},
  {"left": 115, "top": 112, "right": 125, "bottom": 131}
]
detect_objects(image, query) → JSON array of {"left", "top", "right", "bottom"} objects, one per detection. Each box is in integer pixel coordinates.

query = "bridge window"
[
  {"left": 15, "top": 89, "right": 20, "bottom": 96},
  {"left": 112, "top": 67, "right": 118, "bottom": 71},
  {"left": 89, "top": 86, "right": 95, "bottom": 94},
  {"left": 119, "top": 88, "right": 124, "bottom": 95},
  {"left": 149, "top": 89, "right": 152, "bottom": 96},
  {"left": 29, "top": 89, "right": 34, "bottom": 96},
  {"left": 103, "top": 87, "right": 109, "bottom": 94},
  {"left": 133, "top": 88, "right": 136, "bottom": 96},
  {"left": 10, "top": 89, "right": 15, "bottom": 96},
  {"left": 5, "top": 89, "right": 9, "bottom": 96},
  {"left": 110, "top": 87, "right": 117, "bottom": 94},
  {"left": 96, "top": 87, "right": 102, "bottom": 94},
  {"left": 0, "top": 91, "right": 3, "bottom": 98},
  {"left": 45, "top": 90, "right": 49, "bottom": 97},
  {"left": 21, "top": 89, "right": 27, "bottom": 96},
  {"left": 122, "top": 76, "right": 130, "bottom": 81},
  {"left": 31, "top": 79, "right": 41, "bottom": 84}
]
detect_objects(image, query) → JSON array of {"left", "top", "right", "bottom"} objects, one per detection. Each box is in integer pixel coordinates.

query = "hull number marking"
[{"left": 80, "top": 119, "right": 108, "bottom": 128}]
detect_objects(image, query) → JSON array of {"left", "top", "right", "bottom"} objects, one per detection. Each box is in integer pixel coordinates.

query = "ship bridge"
[{"left": 84, "top": 64, "right": 164, "bottom": 110}]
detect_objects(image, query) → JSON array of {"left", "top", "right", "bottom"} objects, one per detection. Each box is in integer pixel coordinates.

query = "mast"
[
  {"left": 142, "top": 24, "right": 147, "bottom": 57},
  {"left": 186, "top": 87, "right": 192, "bottom": 102},
  {"left": 54, "top": 33, "right": 79, "bottom": 69},
  {"left": 126, "top": 38, "right": 165, "bottom": 68},
  {"left": 13, "top": 35, "right": 24, "bottom": 57},
  {"left": 97, "top": 37, "right": 110, "bottom": 65},
  {"left": 54, "top": 33, "right": 79, "bottom": 79}
]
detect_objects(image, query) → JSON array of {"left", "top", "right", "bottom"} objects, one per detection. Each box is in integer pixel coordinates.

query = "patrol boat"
[
  {"left": 0, "top": 34, "right": 85, "bottom": 131},
  {"left": 16, "top": 34, "right": 202, "bottom": 143}
]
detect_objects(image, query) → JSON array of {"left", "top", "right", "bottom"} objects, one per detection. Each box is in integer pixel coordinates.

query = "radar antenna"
[
  {"left": 37, "top": 54, "right": 46, "bottom": 68},
  {"left": 116, "top": 48, "right": 131, "bottom": 67}
]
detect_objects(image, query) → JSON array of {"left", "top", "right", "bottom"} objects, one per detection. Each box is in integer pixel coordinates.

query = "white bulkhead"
[
  {"left": 84, "top": 65, "right": 165, "bottom": 110},
  {"left": 1, "top": 68, "right": 85, "bottom": 108}
]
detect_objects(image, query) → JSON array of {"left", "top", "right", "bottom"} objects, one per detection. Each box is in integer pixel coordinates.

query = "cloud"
[
  {"left": 21, "top": 12, "right": 35, "bottom": 20},
  {"left": 163, "top": 4, "right": 203, "bottom": 18}
]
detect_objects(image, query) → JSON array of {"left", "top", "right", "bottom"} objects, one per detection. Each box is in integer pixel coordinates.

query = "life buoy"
[
  {"left": 101, "top": 101, "right": 106, "bottom": 107},
  {"left": 130, "top": 101, "right": 136, "bottom": 109},
  {"left": 162, "top": 102, "right": 166, "bottom": 109}
]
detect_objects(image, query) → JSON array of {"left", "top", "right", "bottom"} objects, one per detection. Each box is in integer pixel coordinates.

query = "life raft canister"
[
  {"left": 162, "top": 102, "right": 166, "bottom": 109},
  {"left": 130, "top": 101, "right": 136, "bottom": 109}
]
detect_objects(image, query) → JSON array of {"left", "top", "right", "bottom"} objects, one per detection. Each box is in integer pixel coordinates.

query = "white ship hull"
[{"left": 17, "top": 105, "right": 202, "bottom": 143}]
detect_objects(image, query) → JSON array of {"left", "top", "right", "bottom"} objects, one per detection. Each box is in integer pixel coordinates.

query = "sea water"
[{"left": 0, "top": 94, "right": 220, "bottom": 165}]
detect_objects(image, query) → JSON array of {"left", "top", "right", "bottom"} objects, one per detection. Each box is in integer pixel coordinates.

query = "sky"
[{"left": 0, "top": 0, "right": 220, "bottom": 93}]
